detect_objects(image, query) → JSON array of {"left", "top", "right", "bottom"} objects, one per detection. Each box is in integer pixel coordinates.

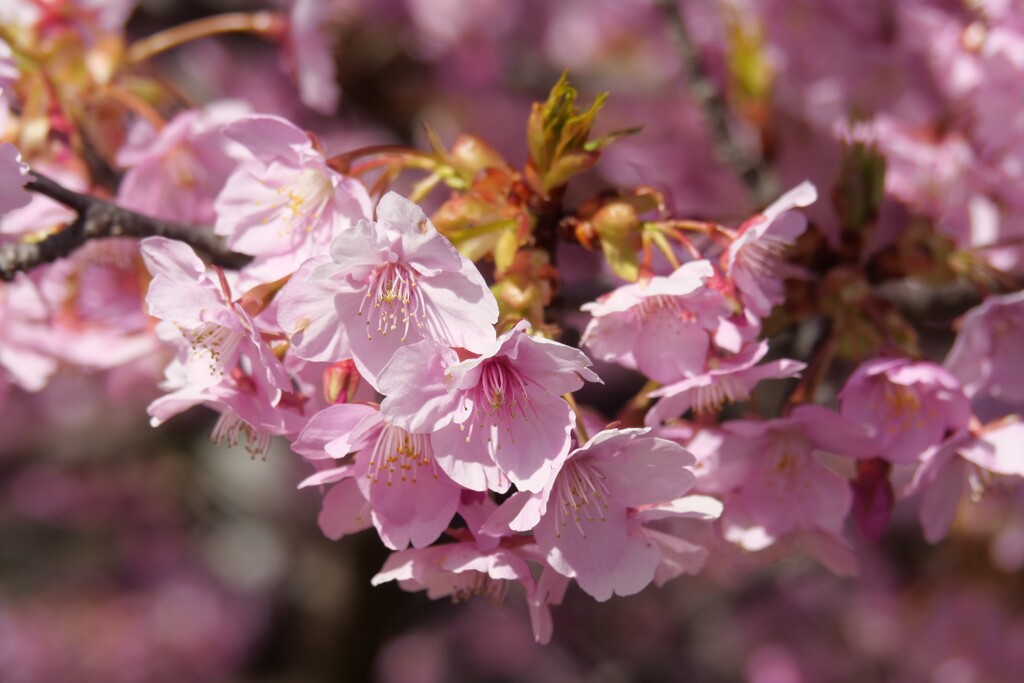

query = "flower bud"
[
  {"left": 323, "top": 359, "right": 359, "bottom": 404},
  {"left": 449, "top": 134, "right": 509, "bottom": 175}
]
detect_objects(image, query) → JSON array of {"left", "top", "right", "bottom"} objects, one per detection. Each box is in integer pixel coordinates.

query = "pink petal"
[{"left": 319, "top": 478, "right": 373, "bottom": 540}]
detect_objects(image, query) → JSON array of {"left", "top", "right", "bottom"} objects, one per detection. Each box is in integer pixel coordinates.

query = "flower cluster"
[{"left": 0, "top": 0, "right": 1022, "bottom": 652}]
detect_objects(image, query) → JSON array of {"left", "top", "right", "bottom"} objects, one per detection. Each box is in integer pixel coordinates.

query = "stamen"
[
  {"left": 359, "top": 264, "right": 427, "bottom": 342},
  {"left": 691, "top": 374, "right": 751, "bottom": 414},
  {"left": 179, "top": 321, "right": 243, "bottom": 377},
  {"left": 271, "top": 168, "right": 334, "bottom": 236},
  {"left": 470, "top": 361, "right": 536, "bottom": 446},
  {"left": 554, "top": 460, "right": 611, "bottom": 539},
  {"left": 451, "top": 573, "right": 510, "bottom": 606},
  {"left": 365, "top": 424, "right": 436, "bottom": 487},
  {"left": 211, "top": 411, "right": 272, "bottom": 459}
]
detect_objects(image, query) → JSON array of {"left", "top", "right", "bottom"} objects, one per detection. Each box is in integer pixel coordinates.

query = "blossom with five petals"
[
  {"left": 379, "top": 321, "right": 599, "bottom": 493},
  {"left": 279, "top": 192, "right": 499, "bottom": 387}
]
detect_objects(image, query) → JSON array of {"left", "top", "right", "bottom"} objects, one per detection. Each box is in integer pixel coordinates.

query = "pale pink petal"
[
  {"left": 277, "top": 258, "right": 351, "bottom": 362},
  {"left": 595, "top": 436, "right": 697, "bottom": 507},
  {"left": 492, "top": 393, "right": 574, "bottom": 493},
  {"left": 919, "top": 457, "right": 968, "bottom": 543},
  {"left": 292, "top": 404, "right": 378, "bottom": 460},
  {"left": 431, "top": 420, "right": 510, "bottom": 493},
  {"left": 511, "top": 332, "right": 601, "bottom": 394},
  {"left": 319, "top": 479, "right": 373, "bottom": 540},
  {"left": 378, "top": 340, "right": 461, "bottom": 433},
  {"left": 140, "top": 236, "right": 226, "bottom": 325},
  {"left": 960, "top": 422, "right": 1024, "bottom": 475},
  {"left": 794, "top": 529, "right": 859, "bottom": 578}
]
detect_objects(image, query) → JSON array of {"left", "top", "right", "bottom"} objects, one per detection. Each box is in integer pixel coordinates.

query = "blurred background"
[{"left": 2, "top": 0, "right": 1024, "bottom": 681}]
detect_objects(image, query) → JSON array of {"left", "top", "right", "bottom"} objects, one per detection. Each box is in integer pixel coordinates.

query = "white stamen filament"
[
  {"left": 451, "top": 573, "right": 509, "bottom": 606},
  {"left": 554, "top": 460, "right": 611, "bottom": 539},
  {"left": 738, "top": 234, "right": 788, "bottom": 277},
  {"left": 691, "top": 374, "right": 751, "bottom": 414},
  {"left": 358, "top": 264, "right": 428, "bottom": 342},
  {"left": 462, "top": 360, "right": 536, "bottom": 447},
  {"left": 180, "top": 321, "right": 243, "bottom": 377},
  {"left": 366, "top": 424, "right": 436, "bottom": 487},
  {"left": 272, "top": 168, "right": 334, "bottom": 235},
  {"left": 211, "top": 411, "right": 271, "bottom": 459}
]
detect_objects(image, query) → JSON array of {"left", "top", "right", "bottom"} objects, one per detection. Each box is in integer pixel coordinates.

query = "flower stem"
[
  {"left": 563, "top": 393, "right": 589, "bottom": 443},
  {"left": 126, "top": 12, "right": 286, "bottom": 65}
]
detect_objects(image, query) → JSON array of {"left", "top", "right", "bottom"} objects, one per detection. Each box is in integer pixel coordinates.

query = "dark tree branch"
[
  {"left": 657, "top": 0, "right": 775, "bottom": 205},
  {"left": 0, "top": 172, "right": 250, "bottom": 281}
]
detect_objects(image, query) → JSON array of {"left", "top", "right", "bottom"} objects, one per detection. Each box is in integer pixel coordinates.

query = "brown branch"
[
  {"left": 0, "top": 172, "right": 249, "bottom": 281},
  {"left": 656, "top": 0, "right": 774, "bottom": 205}
]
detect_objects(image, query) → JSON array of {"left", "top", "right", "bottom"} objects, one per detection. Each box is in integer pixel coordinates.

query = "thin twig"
[
  {"left": 0, "top": 172, "right": 249, "bottom": 281},
  {"left": 656, "top": 0, "right": 774, "bottom": 205}
]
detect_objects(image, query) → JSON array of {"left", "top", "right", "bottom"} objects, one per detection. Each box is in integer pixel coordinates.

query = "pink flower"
[
  {"left": 279, "top": 192, "right": 498, "bottom": 386},
  {"left": 724, "top": 181, "right": 817, "bottom": 317},
  {"left": 644, "top": 341, "right": 806, "bottom": 426},
  {"left": 840, "top": 358, "right": 971, "bottom": 464},
  {"left": 295, "top": 403, "right": 461, "bottom": 550},
  {"left": 275, "top": 256, "right": 352, "bottom": 363},
  {"left": 580, "top": 259, "right": 732, "bottom": 383},
  {"left": 149, "top": 347, "right": 310, "bottom": 458},
  {"left": 0, "top": 143, "right": 31, "bottom": 215},
  {"left": 140, "top": 236, "right": 290, "bottom": 393},
  {"left": 690, "top": 407, "right": 874, "bottom": 567},
  {"left": 35, "top": 240, "right": 156, "bottom": 370},
  {"left": 910, "top": 420, "right": 1024, "bottom": 543},
  {"left": 487, "top": 428, "right": 719, "bottom": 601},
  {"left": 214, "top": 114, "right": 372, "bottom": 279},
  {"left": 379, "top": 321, "right": 599, "bottom": 493},
  {"left": 945, "top": 291, "right": 1024, "bottom": 405},
  {"left": 117, "top": 102, "right": 249, "bottom": 225},
  {"left": 283, "top": 0, "right": 340, "bottom": 115},
  {"left": 912, "top": 427, "right": 1024, "bottom": 544},
  {"left": 370, "top": 493, "right": 565, "bottom": 644}
]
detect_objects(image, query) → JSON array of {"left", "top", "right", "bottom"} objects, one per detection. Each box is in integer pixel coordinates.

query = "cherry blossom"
[
  {"left": 140, "top": 236, "right": 290, "bottom": 393},
  {"left": 117, "top": 103, "right": 249, "bottom": 225},
  {"left": 840, "top": 358, "right": 971, "bottom": 464},
  {"left": 688, "top": 407, "right": 874, "bottom": 569},
  {"left": 945, "top": 291, "right": 1024, "bottom": 406},
  {"left": 282, "top": 0, "right": 340, "bottom": 115},
  {"left": 580, "top": 259, "right": 731, "bottom": 383},
  {"left": 910, "top": 420, "right": 1024, "bottom": 543},
  {"left": 295, "top": 403, "right": 461, "bottom": 550},
  {"left": 644, "top": 341, "right": 806, "bottom": 427},
  {"left": 279, "top": 192, "right": 499, "bottom": 386},
  {"left": 214, "top": 114, "right": 372, "bottom": 280},
  {"left": 379, "top": 321, "right": 599, "bottom": 493},
  {"left": 485, "top": 428, "right": 720, "bottom": 601},
  {"left": 0, "top": 273, "right": 58, "bottom": 391},
  {"left": 724, "top": 182, "right": 818, "bottom": 317}
]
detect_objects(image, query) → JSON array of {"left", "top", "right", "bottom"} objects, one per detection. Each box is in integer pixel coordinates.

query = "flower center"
[
  {"left": 462, "top": 360, "right": 536, "bottom": 442},
  {"left": 451, "top": 572, "right": 510, "bottom": 606},
  {"left": 165, "top": 146, "right": 205, "bottom": 189},
  {"left": 738, "top": 233, "right": 787, "bottom": 277},
  {"left": 691, "top": 374, "right": 750, "bottom": 414},
  {"left": 358, "top": 263, "right": 428, "bottom": 342},
  {"left": 880, "top": 383, "right": 926, "bottom": 433},
  {"left": 275, "top": 167, "right": 333, "bottom": 234},
  {"left": 211, "top": 410, "right": 271, "bottom": 459},
  {"left": 365, "top": 424, "right": 437, "bottom": 487},
  {"left": 179, "top": 321, "right": 243, "bottom": 378},
  {"left": 554, "top": 460, "right": 611, "bottom": 539}
]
